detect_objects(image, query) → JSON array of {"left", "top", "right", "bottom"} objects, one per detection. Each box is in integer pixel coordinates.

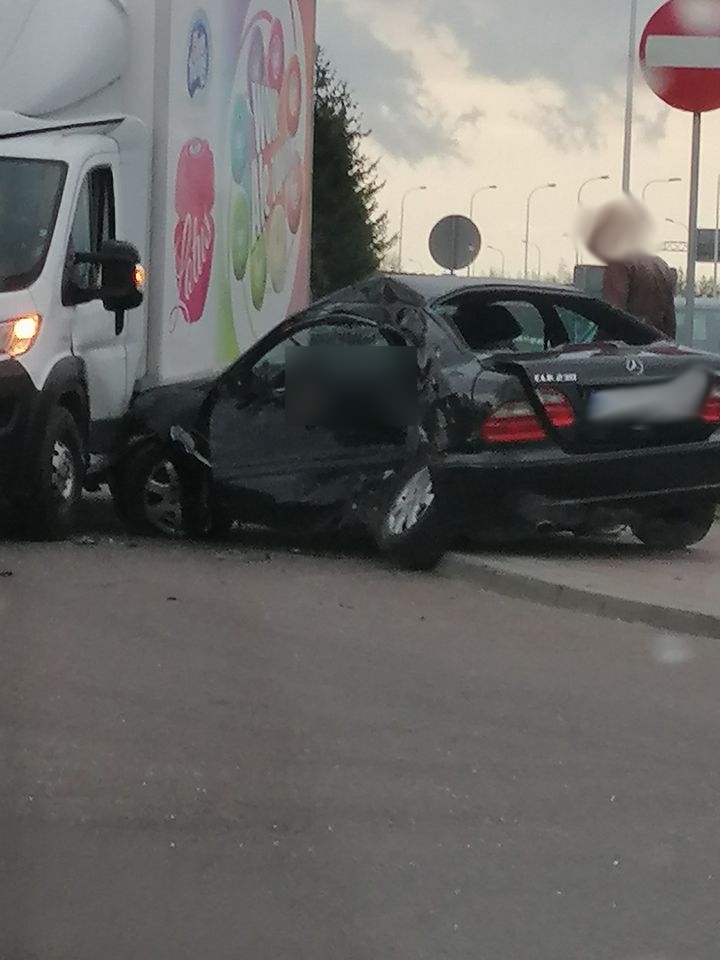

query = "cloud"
[
  {"left": 317, "top": 0, "right": 668, "bottom": 156},
  {"left": 404, "top": 0, "right": 662, "bottom": 148},
  {"left": 316, "top": 2, "right": 457, "bottom": 162},
  {"left": 636, "top": 107, "right": 671, "bottom": 145},
  {"left": 457, "top": 107, "right": 485, "bottom": 128},
  {"left": 415, "top": 0, "right": 636, "bottom": 92}
]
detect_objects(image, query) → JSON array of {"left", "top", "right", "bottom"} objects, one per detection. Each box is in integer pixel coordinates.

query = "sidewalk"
[{"left": 444, "top": 527, "right": 720, "bottom": 639}]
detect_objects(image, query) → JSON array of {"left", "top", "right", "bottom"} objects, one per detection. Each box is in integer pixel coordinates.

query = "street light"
[
  {"left": 642, "top": 177, "right": 682, "bottom": 203},
  {"left": 666, "top": 217, "right": 689, "bottom": 237},
  {"left": 469, "top": 185, "right": 498, "bottom": 222},
  {"left": 468, "top": 185, "right": 498, "bottom": 275},
  {"left": 522, "top": 240, "right": 542, "bottom": 279},
  {"left": 524, "top": 183, "right": 556, "bottom": 279},
  {"left": 576, "top": 176, "right": 610, "bottom": 266},
  {"left": 398, "top": 186, "right": 427, "bottom": 272},
  {"left": 577, "top": 175, "right": 611, "bottom": 207},
  {"left": 487, "top": 245, "right": 505, "bottom": 276},
  {"left": 562, "top": 232, "right": 578, "bottom": 271}
]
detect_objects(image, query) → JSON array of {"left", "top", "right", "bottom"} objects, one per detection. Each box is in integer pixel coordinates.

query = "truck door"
[{"left": 64, "top": 161, "right": 128, "bottom": 424}]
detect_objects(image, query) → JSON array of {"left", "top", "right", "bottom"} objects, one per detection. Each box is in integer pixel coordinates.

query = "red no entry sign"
[{"left": 640, "top": 0, "right": 720, "bottom": 112}]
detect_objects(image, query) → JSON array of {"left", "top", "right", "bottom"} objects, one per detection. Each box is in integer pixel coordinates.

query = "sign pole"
[
  {"left": 713, "top": 173, "right": 720, "bottom": 299},
  {"left": 451, "top": 217, "right": 459, "bottom": 277},
  {"left": 622, "top": 0, "right": 639, "bottom": 193},
  {"left": 686, "top": 111, "right": 701, "bottom": 345}
]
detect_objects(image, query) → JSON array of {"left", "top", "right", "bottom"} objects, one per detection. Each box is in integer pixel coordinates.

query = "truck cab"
[{"left": 0, "top": 120, "right": 147, "bottom": 536}]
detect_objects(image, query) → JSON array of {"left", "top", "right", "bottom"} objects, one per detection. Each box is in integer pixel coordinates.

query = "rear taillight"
[
  {"left": 538, "top": 388, "right": 575, "bottom": 429},
  {"left": 702, "top": 384, "right": 720, "bottom": 423},
  {"left": 481, "top": 388, "right": 575, "bottom": 444}
]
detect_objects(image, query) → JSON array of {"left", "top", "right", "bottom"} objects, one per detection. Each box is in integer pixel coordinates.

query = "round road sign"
[
  {"left": 428, "top": 215, "right": 482, "bottom": 272},
  {"left": 640, "top": 0, "right": 720, "bottom": 112}
]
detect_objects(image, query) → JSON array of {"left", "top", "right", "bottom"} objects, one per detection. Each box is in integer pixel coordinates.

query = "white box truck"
[{"left": 0, "top": 0, "right": 315, "bottom": 536}]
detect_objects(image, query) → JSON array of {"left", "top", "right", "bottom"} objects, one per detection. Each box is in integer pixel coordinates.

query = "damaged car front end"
[{"left": 112, "top": 278, "right": 459, "bottom": 570}]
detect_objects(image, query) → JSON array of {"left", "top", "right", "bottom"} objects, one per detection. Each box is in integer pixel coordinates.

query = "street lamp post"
[
  {"left": 522, "top": 240, "right": 542, "bottom": 279},
  {"left": 576, "top": 175, "right": 610, "bottom": 266},
  {"left": 468, "top": 185, "right": 497, "bottom": 275},
  {"left": 641, "top": 177, "right": 682, "bottom": 203},
  {"left": 713, "top": 174, "right": 720, "bottom": 299},
  {"left": 487, "top": 245, "right": 505, "bottom": 276},
  {"left": 622, "top": 0, "right": 639, "bottom": 193},
  {"left": 398, "top": 186, "right": 427, "bottom": 273},
  {"left": 524, "top": 183, "right": 556, "bottom": 279},
  {"left": 666, "top": 217, "right": 689, "bottom": 236}
]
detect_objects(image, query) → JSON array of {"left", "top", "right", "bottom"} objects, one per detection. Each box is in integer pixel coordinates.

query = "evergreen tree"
[{"left": 311, "top": 50, "right": 392, "bottom": 298}]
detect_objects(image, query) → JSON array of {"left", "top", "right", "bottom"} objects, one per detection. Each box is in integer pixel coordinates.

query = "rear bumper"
[
  {"left": 435, "top": 436, "right": 720, "bottom": 525},
  {"left": 0, "top": 360, "right": 39, "bottom": 499}
]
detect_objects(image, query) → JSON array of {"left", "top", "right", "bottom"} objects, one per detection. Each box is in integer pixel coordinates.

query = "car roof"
[{"left": 384, "top": 272, "right": 585, "bottom": 301}]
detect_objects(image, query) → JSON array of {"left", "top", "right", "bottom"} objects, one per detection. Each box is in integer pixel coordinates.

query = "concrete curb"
[{"left": 442, "top": 553, "right": 720, "bottom": 640}]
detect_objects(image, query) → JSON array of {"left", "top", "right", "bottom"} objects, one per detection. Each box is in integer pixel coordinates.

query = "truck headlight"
[{"left": 0, "top": 314, "right": 41, "bottom": 357}]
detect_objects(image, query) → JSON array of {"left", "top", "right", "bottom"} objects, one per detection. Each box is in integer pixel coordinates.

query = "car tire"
[
  {"left": 115, "top": 442, "right": 230, "bottom": 541},
  {"left": 26, "top": 407, "right": 85, "bottom": 541},
  {"left": 631, "top": 502, "right": 716, "bottom": 550},
  {"left": 116, "top": 442, "right": 189, "bottom": 539},
  {"left": 375, "top": 461, "right": 448, "bottom": 571}
]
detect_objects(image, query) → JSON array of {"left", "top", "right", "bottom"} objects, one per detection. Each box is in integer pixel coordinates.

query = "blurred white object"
[{"left": 651, "top": 633, "right": 696, "bottom": 665}]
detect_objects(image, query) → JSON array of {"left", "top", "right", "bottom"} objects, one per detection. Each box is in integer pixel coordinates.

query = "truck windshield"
[{"left": 0, "top": 158, "right": 67, "bottom": 292}]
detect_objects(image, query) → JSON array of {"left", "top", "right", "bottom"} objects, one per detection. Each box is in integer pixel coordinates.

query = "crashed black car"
[{"left": 110, "top": 274, "right": 720, "bottom": 568}]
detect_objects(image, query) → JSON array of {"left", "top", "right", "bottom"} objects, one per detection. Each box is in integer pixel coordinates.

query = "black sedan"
[{"left": 109, "top": 274, "right": 720, "bottom": 569}]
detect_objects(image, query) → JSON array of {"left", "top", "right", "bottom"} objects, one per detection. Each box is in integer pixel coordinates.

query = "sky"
[{"left": 315, "top": 0, "right": 720, "bottom": 280}]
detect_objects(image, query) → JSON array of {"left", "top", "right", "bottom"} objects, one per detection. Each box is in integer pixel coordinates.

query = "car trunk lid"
[{"left": 490, "top": 342, "right": 719, "bottom": 452}]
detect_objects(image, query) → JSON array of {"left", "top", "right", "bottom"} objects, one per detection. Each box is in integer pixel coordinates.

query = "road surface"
[{"left": 0, "top": 509, "right": 718, "bottom": 959}]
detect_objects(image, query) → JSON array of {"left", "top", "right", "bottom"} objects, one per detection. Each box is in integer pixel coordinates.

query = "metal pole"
[
  {"left": 468, "top": 186, "right": 497, "bottom": 276},
  {"left": 468, "top": 195, "right": 475, "bottom": 277},
  {"left": 686, "top": 112, "right": 702, "bottom": 345},
  {"left": 714, "top": 173, "right": 720, "bottom": 299},
  {"left": 524, "top": 195, "right": 532, "bottom": 279},
  {"left": 398, "top": 186, "right": 426, "bottom": 274},
  {"left": 622, "top": 0, "right": 639, "bottom": 193},
  {"left": 536, "top": 246, "right": 542, "bottom": 280}
]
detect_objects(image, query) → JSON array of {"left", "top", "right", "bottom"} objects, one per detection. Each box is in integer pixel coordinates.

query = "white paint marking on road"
[{"left": 646, "top": 34, "right": 720, "bottom": 69}]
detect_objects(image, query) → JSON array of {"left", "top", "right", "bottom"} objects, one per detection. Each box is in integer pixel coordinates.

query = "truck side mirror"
[{"left": 75, "top": 240, "right": 145, "bottom": 315}]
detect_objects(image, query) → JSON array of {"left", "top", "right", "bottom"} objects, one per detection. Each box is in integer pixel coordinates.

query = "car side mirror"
[{"left": 75, "top": 240, "right": 145, "bottom": 316}]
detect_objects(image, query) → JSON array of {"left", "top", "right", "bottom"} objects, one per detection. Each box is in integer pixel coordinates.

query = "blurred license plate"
[{"left": 587, "top": 368, "right": 709, "bottom": 423}]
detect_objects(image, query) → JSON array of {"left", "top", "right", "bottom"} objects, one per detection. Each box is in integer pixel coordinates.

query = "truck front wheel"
[{"left": 26, "top": 407, "right": 85, "bottom": 540}]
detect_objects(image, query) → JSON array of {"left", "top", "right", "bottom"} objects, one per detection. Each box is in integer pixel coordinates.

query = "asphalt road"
[{"left": 1, "top": 505, "right": 719, "bottom": 959}]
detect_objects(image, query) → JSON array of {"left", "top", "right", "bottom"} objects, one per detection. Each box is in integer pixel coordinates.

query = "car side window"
[
  {"left": 64, "top": 166, "right": 116, "bottom": 300},
  {"left": 495, "top": 301, "right": 547, "bottom": 352},
  {"left": 443, "top": 296, "right": 548, "bottom": 353},
  {"left": 555, "top": 306, "right": 600, "bottom": 345},
  {"left": 250, "top": 319, "right": 390, "bottom": 385}
]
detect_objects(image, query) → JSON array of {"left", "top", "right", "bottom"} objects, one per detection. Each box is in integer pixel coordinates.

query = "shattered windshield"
[{"left": 0, "top": 158, "right": 67, "bottom": 292}]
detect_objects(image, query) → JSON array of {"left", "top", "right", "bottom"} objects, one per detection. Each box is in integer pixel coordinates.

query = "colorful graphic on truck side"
[
  {"left": 187, "top": 11, "right": 212, "bottom": 98},
  {"left": 173, "top": 138, "right": 216, "bottom": 323},
  {"left": 225, "top": 0, "right": 309, "bottom": 347},
  {"left": 159, "top": 0, "right": 314, "bottom": 385}
]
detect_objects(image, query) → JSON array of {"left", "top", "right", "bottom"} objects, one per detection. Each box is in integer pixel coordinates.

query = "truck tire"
[
  {"left": 26, "top": 407, "right": 85, "bottom": 541},
  {"left": 375, "top": 461, "right": 449, "bottom": 571},
  {"left": 631, "top": 502, "right": 716, "bottom": 550}
]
